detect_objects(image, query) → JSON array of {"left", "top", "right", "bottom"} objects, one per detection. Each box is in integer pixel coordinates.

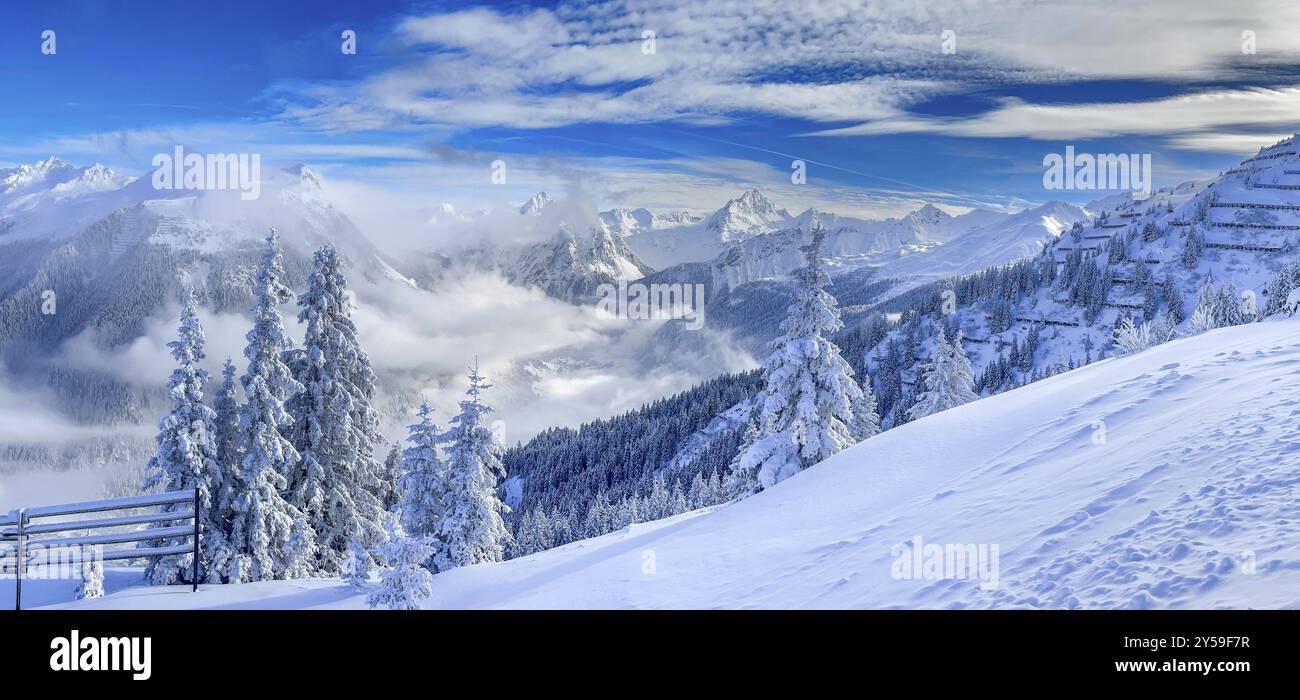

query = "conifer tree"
[
  {"left": 907, "top": 327, "right": 979, "bottom": 421},
  {"left": 433, "top": 364, "right": 511, "bottom": 571},
  {"left": 582, "top": 490, "right": 611, "bottom": 538},
  {"left": 211, "top": 358, "right": 241, "bottom": 522},
  {"left": 1162, "top": 275, "right": 1185, "bottom": 325},
  {"left": 225, "top": 230, "right": 315, "bottom": 583},
  {"left": 342, "top": 534, "right": 371, "bottom": 588},
  {"left": 142, "top": 291, "right": 228, "bottom": 584},
  {"left": 367, "top": 521, "right": 435, "bottom": 610},
  {"left": 378, "top": 442, "right": 401, "bottom": 512},
  {"left": 725, "top": 229, "right": 876, "bottom": 494},
  {"left": 286, "top": 245, "right": 385, "bottom": 573},
  {"left": 76, "top": 559, "right": 104, "bottom": 600},
  {"left": 396, "top": 401, "right": 446, "bottom": 565}
]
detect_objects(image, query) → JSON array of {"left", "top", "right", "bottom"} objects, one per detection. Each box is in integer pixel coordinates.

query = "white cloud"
[
  {"left": 1164, "top": 131, "right": 1294, "bottom": 155},
  {"left": 812, "top": 87, "right": 1300, "bottom": 140},
  {"left": 350, "top": 270, "right": 755, "bottom": 442},
  {"left": 276, "top": 0, "right": 1300, "bottom": 135},
  {"left": 54, "top": 305, "right": 260, "bottom": 387}
]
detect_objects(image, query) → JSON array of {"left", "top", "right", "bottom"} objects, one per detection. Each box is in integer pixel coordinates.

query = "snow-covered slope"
[
  {"left": 868, "top": 200, "right": 1088, "bottom": 282},
  {"left": 42, "top": 317, "right": 1300, "bottom": 609},
  {"left": 864, "top": 134, "right": 1300, "bottom": 422}
]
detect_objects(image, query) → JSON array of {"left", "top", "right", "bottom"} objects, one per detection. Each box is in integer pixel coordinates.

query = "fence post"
[
  {"left": 192, "top": 487, "right": 199, "bottom": 593},
  {"left": 14, "top": 509, "right": 25, "bottom": 611}
]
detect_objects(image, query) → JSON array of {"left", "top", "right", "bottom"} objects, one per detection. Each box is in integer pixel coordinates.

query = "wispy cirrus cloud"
[
  {"left": 1164, "top": 131, "right": 1295, "bottom": 155},
  {"left": 274, "top": 0, "right": 1300, "bottom": 137},
  {"left": 809, "top": 87, "right": 1300, "bottom": 140}
]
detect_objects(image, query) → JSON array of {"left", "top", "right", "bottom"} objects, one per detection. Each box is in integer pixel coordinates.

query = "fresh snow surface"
[{"left": 35, "top": 318, "right": 1300, "bottom": 610}]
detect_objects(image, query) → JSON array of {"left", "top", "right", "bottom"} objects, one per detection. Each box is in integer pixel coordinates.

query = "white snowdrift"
[{"left": 35, "top": 319, "right": 1300, "bottom": 610}]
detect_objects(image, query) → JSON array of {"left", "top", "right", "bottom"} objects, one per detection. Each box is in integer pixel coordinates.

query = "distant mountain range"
[{"left": 0, "top": 147, "right": 1242, "bottom": 477}]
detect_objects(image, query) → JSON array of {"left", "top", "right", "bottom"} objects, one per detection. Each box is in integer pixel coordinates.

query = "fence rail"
[{"left": 1, "top": 488, "right": 199, "bottom": 609}]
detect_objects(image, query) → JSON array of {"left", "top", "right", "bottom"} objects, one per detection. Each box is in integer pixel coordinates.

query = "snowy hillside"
[
  {"left": 867, "top": 200, "right": 1087, "bottom": 282},
  {"left": 40, "top": 317, "right": 1300, "bottom": 610},
  {"left": 859, "top": 135, "right": 1300, "bottom": 430}
]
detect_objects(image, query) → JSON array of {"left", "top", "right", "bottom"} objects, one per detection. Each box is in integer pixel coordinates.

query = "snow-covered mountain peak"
[
  {"left": 2, "top": 156, "right": 80, "bottom": 192},
  {"left": 600, "top": 207, "right": 654, "bottom": 234},
  {"left": 653, "top": 210, "right": 703, "bottom": 226},
  {"left": 706, "top": 188, "right": 791, "bottom": 241},
  {"left": 598, "top": 207, "right": 701, "bottom": 238},
  {"left": 907, "top": 203, "right": 951, "bottom": 225},
  {"left": 53, "top": 163, "right": 129, "bottom": 194},
  {"left": 520, "top": 191, "right": 555, "bottom": 216},
  {"left": 429, "top": 202, "right": 461, "bottom": 224},
  {"left": 282, "top": 163, "right": 322, "bottom": 190},
  {"left": 33, "top": 155, "right": 74, "bottom": 173},
  {"left": 736, "top": 187, "right": 773, "bottom": 209},
  {"left": 487, "top": 222, "right": 653, "bottom": 302}
]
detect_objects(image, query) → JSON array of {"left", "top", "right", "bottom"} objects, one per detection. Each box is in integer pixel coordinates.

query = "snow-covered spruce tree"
[
  {"left": 212, "top": 358, "right": 241, "bottom": 482},
  {"left": 1111, "top": 316, "right": 1154, "bottom": 356},
  {"left": 76, "top": 558, "right": 104, "bottom": 600},
  {"left": 853, "top": 372, "right": 882, "bottom": 442},
  {"left": 725, "top": 228, "right": 877, "bottom": 495},
  {"left": 687, "top": 472, "right": 708, "bottom": 509},
  {"left": 286, "top": 245, "right": 386, "bottom": 574},
  {"left": 433, "top": 365, "right": 511, "bottom": 571},
  {"left": 581, "top": 490, "right": 611, "bottom": 539},
  {"left": 647, "top": 472, "right": 671, "bottom": 520},
  {"left": 366, "top": 521, "right": 435, "bottom": 610},
  {"left": 511, "top": 510, "right": 540, "bottom": 558},
  {"left": 210, "top": 358, "right": 240, "bottom": 543},
  {"left": 705, "top": 469, "right": 723, "bottom": 506},
  {"left": 342, "top": 534, "right": 371, "bottom": 589},
  {"left": 907, "top": 327, "right": 979, "bottom": 421},
  {"left": 1182, "top": 229, "right": 1204, "bottom": 269},
  {"left": 1263, "top": 262, "right": 1300, "bottom": 316},
  {"left": 1186, "top": 303, "right": 1215, "bottom": 335},
  {"left": 1162, "top": 275, "right": 1185, "bottom": 325},
  {"left": 224, "top": 230, "right": 315, "bottom": 583},
  {"left": 396, "top": 401, "right": 446, "bottom": 566},
  {"left": 141, "top": 291, "right": 229, "bottom": 585},
  {"left": 378, "top": 442, "right": 401, "bottom": 512},
  {"left": 670, "top": 479, "right": 688, "bottom": 515}
]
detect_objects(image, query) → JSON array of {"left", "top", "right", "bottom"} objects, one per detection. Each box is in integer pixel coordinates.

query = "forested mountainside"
[
  {"left": 500, "top": 368, "right": 762, "bottom": 517},
  {"left": 501, "top": 135, "right": 1300, "bottom": 561},
  {"left": 861, "top": 135, "right": 1300, "bottom": 428}
]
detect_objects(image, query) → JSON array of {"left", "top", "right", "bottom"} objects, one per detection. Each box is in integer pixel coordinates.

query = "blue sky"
[{"left": 4, "top": 0, "right": 1300, "bottom": 218}]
